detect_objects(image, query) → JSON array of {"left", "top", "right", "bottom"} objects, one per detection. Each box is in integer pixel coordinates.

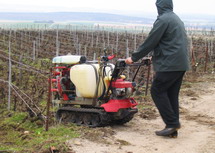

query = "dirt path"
[{"left": 67, "top": 76, "right": 215, "bottom": 153}]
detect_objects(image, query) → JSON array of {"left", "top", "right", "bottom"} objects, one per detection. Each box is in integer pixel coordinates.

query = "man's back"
[{"left": 152, "top": 11, "right": 190, "bottom": 71}]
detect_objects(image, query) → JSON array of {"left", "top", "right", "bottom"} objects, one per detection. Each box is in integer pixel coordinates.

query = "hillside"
[{"left": 0, "top": 12, "right": 154, "bottom": 24}]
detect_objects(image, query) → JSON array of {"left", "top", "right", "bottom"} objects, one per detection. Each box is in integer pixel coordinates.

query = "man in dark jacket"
[{"left": 125, "top": 0, "right": 190, "bottom": 138}]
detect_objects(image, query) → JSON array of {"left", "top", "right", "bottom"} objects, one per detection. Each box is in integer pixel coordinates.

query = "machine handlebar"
[{"left": 115, "top": 57, "right": 151, "bottom": 68}]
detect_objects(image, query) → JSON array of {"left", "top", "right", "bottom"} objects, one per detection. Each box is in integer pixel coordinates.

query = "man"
[{"left": 125, "top": 0, "right": 190, "bottom": 138}]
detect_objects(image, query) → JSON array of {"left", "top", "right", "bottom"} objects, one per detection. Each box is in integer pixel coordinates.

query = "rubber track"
[{"left": 56, "top": 107, "right": 111, "bottom": 127}]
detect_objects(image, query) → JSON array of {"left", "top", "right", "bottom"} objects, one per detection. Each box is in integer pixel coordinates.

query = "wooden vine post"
[
  {"left": 8, "top": 30, "right": 12, "bottom": 110},
  {"left": 204, "top": 39, "right": 209, "bottom": 72},
  {"left": 46, "top": 68, "right": 52, "bottom": 131},
  {"left": 56, "top": 26, "right": 59, "bottom": 56},
  {"left": 145, "top": 61, "right": 151, "bottom": 96}
]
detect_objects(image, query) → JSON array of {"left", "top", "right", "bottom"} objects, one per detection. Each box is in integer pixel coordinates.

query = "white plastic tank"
[
  {"left": 52, "top": 55, "right": 84, "bottom": 64},
  {"left": 70, "top": 63, "right": 114, "bottom": 98}
]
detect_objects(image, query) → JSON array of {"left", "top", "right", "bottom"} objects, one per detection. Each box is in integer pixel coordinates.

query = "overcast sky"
[{"left": 0, "top": 0, "right": 214, "bottom": 16}]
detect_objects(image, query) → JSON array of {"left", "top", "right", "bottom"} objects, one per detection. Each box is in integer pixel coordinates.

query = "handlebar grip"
[{"left": 107, "top": 55, "right": 115, "bottom": 60}]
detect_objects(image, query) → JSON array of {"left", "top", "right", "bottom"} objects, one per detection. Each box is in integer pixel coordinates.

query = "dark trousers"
[{"left": 151, "top": 71, "right": 185, "bottom": 128}]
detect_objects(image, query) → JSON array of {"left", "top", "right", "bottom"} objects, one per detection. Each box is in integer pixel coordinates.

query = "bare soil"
[{"left": 67, "top": 74, "right": 215, "bottom": 153}]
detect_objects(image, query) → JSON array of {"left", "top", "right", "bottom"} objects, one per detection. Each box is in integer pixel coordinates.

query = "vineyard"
[{"left": 0, "top": 25, "right": 215, "bottom": 151}]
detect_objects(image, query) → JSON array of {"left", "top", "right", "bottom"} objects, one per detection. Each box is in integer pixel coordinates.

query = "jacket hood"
[{"left": 156, "top": 0, "right": 173, "bottom": 15}]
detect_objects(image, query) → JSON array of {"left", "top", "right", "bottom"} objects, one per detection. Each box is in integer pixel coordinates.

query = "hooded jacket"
[{"left": 131, "top": 0, "right": 190, "bottom": 72}]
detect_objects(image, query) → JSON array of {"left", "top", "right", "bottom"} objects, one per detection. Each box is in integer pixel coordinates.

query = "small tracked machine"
[{"left": 51, "top": 53, "right": 149, "bottom": 127}]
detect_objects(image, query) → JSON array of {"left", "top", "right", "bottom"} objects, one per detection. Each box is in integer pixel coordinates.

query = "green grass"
[
  {"left": 137, "top": 103, "right": 154, "bottom": 111},
  {"left": 0, "top": 110, "right": 80, "bottom": 152}
]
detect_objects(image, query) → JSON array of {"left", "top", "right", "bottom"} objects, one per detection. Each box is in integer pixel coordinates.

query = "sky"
[{"left": 0, "top": 0, "right": 214, "bottom": 16}]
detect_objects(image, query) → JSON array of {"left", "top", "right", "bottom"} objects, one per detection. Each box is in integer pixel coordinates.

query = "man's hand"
[{"left": 125, "top": 57, "right": 134, "bottom": 64}]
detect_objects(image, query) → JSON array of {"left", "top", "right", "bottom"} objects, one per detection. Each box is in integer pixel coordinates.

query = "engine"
[{"left": 111, "top": 79, "right": 135, "bottom": 99}]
